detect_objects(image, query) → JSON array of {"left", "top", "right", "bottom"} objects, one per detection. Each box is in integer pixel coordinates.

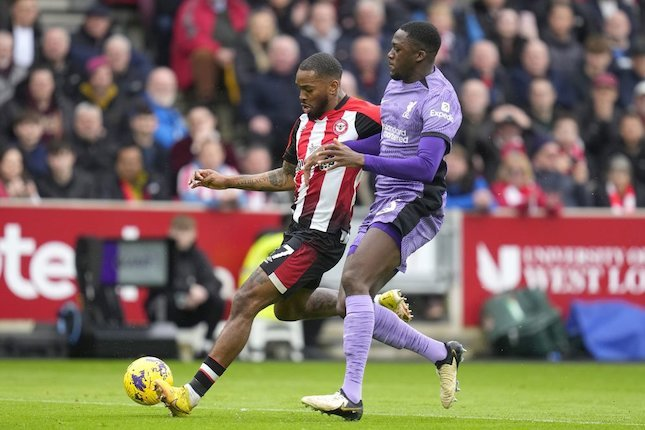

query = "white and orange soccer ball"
[{"left": 123, "top": 356, "right": 174, "bottom": 405}]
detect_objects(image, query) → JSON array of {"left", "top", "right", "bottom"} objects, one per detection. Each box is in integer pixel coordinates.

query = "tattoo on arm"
[{"left": 230, "top": 162, "right": 296, "bottom": 191}]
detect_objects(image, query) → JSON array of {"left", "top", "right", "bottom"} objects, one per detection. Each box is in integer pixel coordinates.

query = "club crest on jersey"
[
  {"left": 333, "top": 119, "right": 349, "bottom": 135},
  {"left": 402, "top": 101, "right": 417, "bottom": 119}
]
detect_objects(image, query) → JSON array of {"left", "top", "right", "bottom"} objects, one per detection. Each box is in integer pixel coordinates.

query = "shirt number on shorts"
[{"left": 271, "top": 244, "right": 295, "bottom": 260}]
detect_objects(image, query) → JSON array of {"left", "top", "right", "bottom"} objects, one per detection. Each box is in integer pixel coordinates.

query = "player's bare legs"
[{"left": 155, "top": 267, "right": 281, "bottom": 416}]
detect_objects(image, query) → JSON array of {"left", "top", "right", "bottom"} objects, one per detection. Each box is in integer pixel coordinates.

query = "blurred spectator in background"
[
  {"left": 464, "top": 39, "right": 510, "bottom": 106},
  {"left": 541, "top": 1, "right": 583, "bottom": 77},
  {"left": 39, "top": 27, "right": 81, "bottom": 100},
  {"left": 239, "top": 35, "right": 301, "bottom": 166},
  {"left": 76, "top": 55, "right": 129, "bottom": 138},
  {"left": 69, "top": 3, "right": 114, "bottom": 73},
  {"left": 35, "top": 140, "right": 95, "bottom": 199},
  {"left": 127, "top": 101, "right": 170, "bottom": 186},
  {"left": 145, "top": 214, "right": 225, "bottom": 352},
  {"left": 595, "top": 153, "right": 644, "bottom": 213},
  {"left": 603, "top": 10, "right": 633, "bottom": 70},
  {"left": 552, "top": 114, "right": 587, "bottom": 172},
  {"left": 104, "top": 34, "right": 150, "bottom": 98},
  {"left": 0, "top": 31, "right": 27, "bottom": 107},
  {"left": 578, "top": 72, "right": 622, "bottom": 180},
  {"left": 613, "top": 112, "right": 645, "bottom": 187},
  {"left": 171, "top": 0, "right": 249, "bottom": 106},
  {"left": 144, "top": 67, "right": 187, "bottom": 149},
  {"left": 0, "top": 66, "right": 73, "bottom": 143},
  {"left": 492, "top": 150, "right": 560, "bottom": 216},
  {"left": 70, "top": 102, "right": 118, "bottom": 177},
  {"left": 512, "top": 38, "right": 575, "bottom": 109},
  {"left": 470, "top": 0, "right": 507, "bottom": 40},
  {"left": 573, "top": 34, "right": 614, "bottom": 107},
  {"left": 97, "top": 144, "right": 169, "bottom": 201},
  {"left": 0, "top": 145, "right": 38, "bottom": 199},
  {"left": 346, "top": 36, "right": 389, "bottom": 104},
  {"left": 490, "top": 7, "right": 526, "bottom": 70},
  {"left": 298, "top": 1, "right": 341, "bottom": 58},
  {"left": 427, "top": 2, "right": 467, "bottom": 86},
  {"left": 532, "top": 140, "right": 592, "bottom": 207},
  {"left": 582, "top": 0, "right": 639, "bottom": 38},
  {"left": 445, "top": 144, "right": 496, "bottom": 212},
  {"left": 635, "top": 82, "right": 645, "bottom": 125},
  {"left": 335, "top": 0, "right": 389, "bottom": 65},
  {"left": 262, "top": 0, "right": 308, "bottom": 36},
  {"left": 527, "top": 78, "right": 559, "bottom": 135},
  {"left": 455, "top": 78, "right": 494, "bottom": 172},
  {"left": 239, "top": 144, "right": 289, "bottom": 210},
  {"left": 149, "top": 0, "right": 183, "bottom": 66},
  {"left": 4, "top": 0, "right": 41, "bottom": 69},
  {"left": 177, "top": 132, "right": 245, "bottom": 209},
  {"left": 11, "top": 111, "right": 46, "bottom": 178},
  {"left": 618, "top": 37, "right": 645, "bottom": 108},
  {"left": 236, "top": 8, "right": 278, "bottom": 88}
]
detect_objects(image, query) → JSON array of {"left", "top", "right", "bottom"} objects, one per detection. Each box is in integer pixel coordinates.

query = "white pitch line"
[{"left": 0, "top": 398, "right": 641, "bottom": 427}]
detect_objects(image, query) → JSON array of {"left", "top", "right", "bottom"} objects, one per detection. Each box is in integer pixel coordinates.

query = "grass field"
[{"left": 1, "top": 359, "right": 644, "bottom": 429}]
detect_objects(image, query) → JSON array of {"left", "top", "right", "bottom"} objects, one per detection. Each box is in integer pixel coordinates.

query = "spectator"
[
  {"left": 298, "top": 1, "right": 341, "bottom": 58},
  {"left": 618, "top": 37, "right": 645, "bottom": 108},
  {"left": 148, "top": 0, "right": 183, "bottom": 66},
  {"left": 97, "top": 144, "right": 169, "bottom": 201},
  {"left": 613, "top": 112, "right": 645, "bottom": 187},
  {"left": 492, "top": 150, "right": 559, "bottom": 216},
  {"left": 572, "top": 34, "right": 614, "bottom": 107},
  {"left": 346, "top": 36, "right": 389, "bottom": 104},
  {"left": 0, "top": 145, "right": 38, "bottom": 199},
  {"left": 604, "top": 10, "right": 633, "bottom": 71},
  {"left": 511, "top": 38, "right": 575, "bottom": 109},
  {"left": 335, "top": 0, "right": 389, "bottom": 65},
  {"left": 239, "top": 144, "right": 289, "bottom": 210},
  {"left": 635, "top": 82, "right": 645, "bottom": 125},
  {"left": 69, "top": 4, "right": 114, "bottom": 73},
  {"left": 0, "top": 66, "right": 73, "bottom": 142},
  {"left": 239, "top": 35, "right": 301, "bottom": 166},
  {"left": 490, "top": 7, "right": 526, "bottom": 70},
  {"left": 127, "top": 101, "right": 170, "bottom": 186},
  {"left": 4, "top": 0, "right": 41, "bottom": 69},
  {"left": 145, "top": 214, "right": 225, "bottom": 354},
  {"left": 532, "top": 140, "right": 592, "bottom": 207},
  {"left": 470, "top": 0, "right": 507, "bottom": 40},
  {"left": 427, "top": 2, "right": 468, "bottom": 85},
  {"left": 143, "top": 67, "right": 188, "bottom": 149},
  {"left": 177, "top": 132, "right": 245, "bottom": 209},
  {"left": 527, "top": 78, "right": 559, "bottom": 135},
  {"left": 578, "top": 72, "right": 623, "bottom": 181},
  {"left": 104, "top": 34, "right": 150, "bottom": 98},
  {"left": 455, "top": 78, "right": 494, "bottom": 172},
  {"left": 264, "top": 0, "right": 308, "bottom": 36},
  {"left": 463, "top": 40, "right": 510, "bottom": 106},
  {"left": 170, "top": 0, "right": 249, "bottom": 105},
  {"left": 552, "top": 114, "right": 587, "bottom": 168},
  {"left": 579, "top": 0, "right": 638, "bottom": 38},
  {"left": 541, "top": 1, "right": 584, "bottom": 78},
  {"left": 70, "top": 102, "right": 118, "bottom": 177},
  {"left": 76, "top": 55, "right": 129, "bottom": 138},
  {"left": 595, "top": 153, "right": 644, "bottom": 213},
  {"left": 11, "top": 111, "right": 46, "bottom": 178},
  {"left": 236, "top": 8, "right": 278, "bottom": 88},
  {"left": 35, "top": 140, "right": 95, "bottom": 199},
  {"left": 445, "top": 144, "right": 496, "bottom": 212},
  {"left": 39, "top": 27, "right": 81, "bottom": 99},
  {"left": 0, "top": 30, "right": 27, "bottom": 108}
]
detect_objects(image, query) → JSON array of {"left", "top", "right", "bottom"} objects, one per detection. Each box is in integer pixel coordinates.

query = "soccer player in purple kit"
[{"left": 300, "top": 21, "right": 465, "bottom": 420}]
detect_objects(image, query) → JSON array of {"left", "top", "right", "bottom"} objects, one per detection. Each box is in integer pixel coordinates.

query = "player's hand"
[
  {"left": 302, "top": 139, "right": 364, "bottom": 185},
  {"left": 189, "top": 169, "right": 228, "bottom": 189}
]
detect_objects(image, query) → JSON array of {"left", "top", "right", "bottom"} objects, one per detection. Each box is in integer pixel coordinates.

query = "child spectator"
[
  {"left": 11, "top": 111, "right": 47, "bottom": 178},
  {"left": 35, "top": 140, "right": 95, "bottom": 199},
  {"left": 595, "top": 153, "right": 644, "bottom": 213}
]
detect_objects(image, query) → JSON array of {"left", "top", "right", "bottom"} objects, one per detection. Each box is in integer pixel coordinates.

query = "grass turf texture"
[{"left": 1, "top": 360, "right": 643, "bottom": 429}]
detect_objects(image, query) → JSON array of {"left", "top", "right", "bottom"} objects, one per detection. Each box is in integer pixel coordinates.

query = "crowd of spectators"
[{"left": 0, "top": 0, "right": 644, "bottom": 216}]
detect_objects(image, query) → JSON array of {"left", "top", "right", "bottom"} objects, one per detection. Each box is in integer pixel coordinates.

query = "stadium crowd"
[{"left": 0, "top": 0, "right": 644, "bottom": 215}]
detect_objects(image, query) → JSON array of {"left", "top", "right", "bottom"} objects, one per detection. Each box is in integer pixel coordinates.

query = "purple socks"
[
  {"left": 342, "top": 295, "right": 374, "bottom": 404},
  {"left": 372, "top": 304, "right": 448, "bottom": 362}
]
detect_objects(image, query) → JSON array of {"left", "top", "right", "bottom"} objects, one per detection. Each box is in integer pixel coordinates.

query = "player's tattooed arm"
[{"left": 231, "top": 161, "right": 296, "bottom": 191}]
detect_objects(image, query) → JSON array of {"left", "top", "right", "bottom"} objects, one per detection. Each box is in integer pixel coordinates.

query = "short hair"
[
  {"left": 47, "top": 139, "right": 74, "bottom": 155},
  {"left": 298, "top": 53, "right": 343, "bottom": 80},
  {"left": 399, "top": 21, "right": 442, "bottom": 57},
  {"left": 170, "top": 214, "right": 196, "bottom": 231},
  {"left": 584, "top": 34, "right": 610, "bottom": 54}
]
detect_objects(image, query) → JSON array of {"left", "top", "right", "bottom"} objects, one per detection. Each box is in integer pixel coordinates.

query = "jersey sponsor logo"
[
  {"left": 441, "top": 101, "right": 450, "bottom": 113},
  {"left": 333, "top": 118, "right": 349, "bottom": 135},
  {"left": 402, "top": 101, "right": 417, "bottom": 119},
  {"left": 375, "top": 200, "right": 398, "bottom": 216},
  {"left": 430, "top": 108, "right": 455, "bottom": 122},
  {"left": 382, "top": 123, "right": 408, "bottom": 143}
]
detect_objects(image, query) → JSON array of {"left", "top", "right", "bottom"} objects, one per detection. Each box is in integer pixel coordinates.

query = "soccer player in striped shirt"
[{"left": 300, "top": 21, "right": 466, "bottom": 420}]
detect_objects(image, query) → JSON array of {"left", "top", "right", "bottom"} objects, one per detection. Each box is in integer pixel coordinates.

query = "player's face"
[
  {"left": 295, "top": 69, "right": 337, "bottom": 120},
  {"left": 387, "top": 30, "right": 423, "bottom": 82}
]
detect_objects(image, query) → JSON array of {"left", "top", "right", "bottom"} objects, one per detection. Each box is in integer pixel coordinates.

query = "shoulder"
[{"left": 343, "top": 97, "right": 380, "bottom": 123}]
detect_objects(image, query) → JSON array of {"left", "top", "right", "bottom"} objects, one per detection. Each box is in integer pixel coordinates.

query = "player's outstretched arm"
[{"left": 189, "top": 162, "right": 296, "bottom": 192}]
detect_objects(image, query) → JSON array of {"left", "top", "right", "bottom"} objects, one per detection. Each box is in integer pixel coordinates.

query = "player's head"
[
  {"left": 295, "top": 52, "right": 343, "bottom": 120},
  {"left": 388, "top": 21, "right": 441, "bottom": 82}
]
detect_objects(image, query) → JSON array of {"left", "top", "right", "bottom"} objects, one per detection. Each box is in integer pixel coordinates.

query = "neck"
[
  {"left": 133, "top": 132, "right": 154, "bottom": 147},
  {"left": 324, "top": 90, "right": 347, "bottom": 112},
  {"left": 402, "top": 64, "right": 434, "bottom": 84}
]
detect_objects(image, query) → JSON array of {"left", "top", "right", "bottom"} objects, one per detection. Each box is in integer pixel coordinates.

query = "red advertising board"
[
  {"left": 462, "top": 214, "right": 645, "bottom": 326},
  {"left": 0, "top": 202, "right": 282, "bottom": 323}
]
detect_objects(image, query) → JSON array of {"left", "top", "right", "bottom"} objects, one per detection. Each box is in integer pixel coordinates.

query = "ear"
[
  {"left": 329, "top": 79, "right": 340, "bottom": 96},
  {"left": 416, "top": 49, "right": 427, "bottom": 63}
]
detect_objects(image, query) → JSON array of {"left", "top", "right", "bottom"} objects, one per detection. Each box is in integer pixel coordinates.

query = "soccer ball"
[{"left": 123, "top": 356, "right": 174, "bottom": 405}]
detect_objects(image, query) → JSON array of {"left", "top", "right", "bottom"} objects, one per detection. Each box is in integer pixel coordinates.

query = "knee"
[
  {"left": 273, "top": 301, "right": 300, "bottom": 321},
  {"left": 341, "top": 267, "right": 369, "bottom": 296},
  {"left": 229, "top": 288, "right": 263, "bottom": 320}
]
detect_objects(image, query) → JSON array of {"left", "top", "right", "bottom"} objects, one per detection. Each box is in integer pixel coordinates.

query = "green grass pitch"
[{"left": 1, "top": 359, "right": 643, "bottom": 429}]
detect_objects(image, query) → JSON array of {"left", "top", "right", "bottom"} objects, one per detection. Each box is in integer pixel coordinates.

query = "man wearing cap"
[{"left": 69, "top": 3, "right": 114, "bottom": 73}]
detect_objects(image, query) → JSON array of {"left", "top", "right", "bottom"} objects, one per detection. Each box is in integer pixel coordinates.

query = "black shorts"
[{"left": 260, "top": 222, "right": 347, "bottom": 297}]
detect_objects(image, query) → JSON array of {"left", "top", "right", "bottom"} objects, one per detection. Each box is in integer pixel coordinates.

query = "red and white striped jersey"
[{"left": 283, "top": 96, "right": 381, "bottom": 234}]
